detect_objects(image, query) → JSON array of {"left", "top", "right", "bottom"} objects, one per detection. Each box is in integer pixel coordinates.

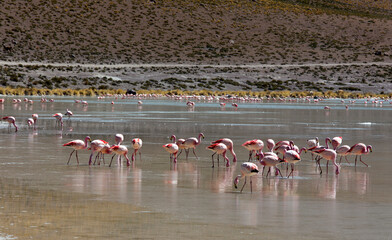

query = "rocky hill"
[{"left": 0, "top": 0, "right": 391, "bottom": 93}]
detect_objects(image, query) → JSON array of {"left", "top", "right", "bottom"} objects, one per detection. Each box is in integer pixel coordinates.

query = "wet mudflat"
[{"left": 0, "top": 96, "right": 391, "bottom": 239}]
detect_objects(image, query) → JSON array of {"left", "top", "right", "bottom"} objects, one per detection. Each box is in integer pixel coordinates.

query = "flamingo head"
[
  {"left": 170, "top": 135, "right": 176, "bottom": 141},
  {"left": 368, "top": 145, "right": 373, "bottom": 152},
  {"left": 315, "top": 137, "right": 319, "bottom": 144},
  {"left": 200, "top": 133, "right": 205, "bottom": 139},
  {"left": 256, "top": 152, "right": 264, "bottom": 161},
  {"left": 234, "top": 176, "right": 239, "bottom": 189},
  {"left": 335, "top": 165, "right": 341, "bottom": 175},
  {"left": 86, "top": 136, "right": 92, "bottom": 142}
]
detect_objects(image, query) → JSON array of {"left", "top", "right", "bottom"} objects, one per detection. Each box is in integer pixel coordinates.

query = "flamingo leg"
[
  {"left": 185, "top": 149, "right": 189, "bottom": 160},
  {"left": 240, "top": 177, "right": 247, "bottom": 193},
  {"left": 109, "top": 155, "right": 116, "bottom": 167},
  {"left": 192, "top": 148, "right": 198, "bottom": 160},
  {"left": 339, "top": 156, "right": 342, "bottom": 164},
  {"left": 266, "top": 167, "right": 271, "bottom": 177},
  {"left": 355, "top": 156, "right": 358, "bottom": 166},
  {"left": 360, "top": 156, "right": 369, "bottom": 167},
  {"left": 317, "top": 159, "right": 323, "bottom": 175},
  {"left": 276, "top": 167, "right": 283, "bottom": 178},
  {"left": 345, "top": 156, "right": 350, "bottom": 164},
  {"left": 173, "top": 153, "right": 177, "bottom": 163},
  {"left": 250, "top": 177, "right": 253, "bottom": 193},
  {"left": 248, "top": 151, "right": 252, "bottom": 161},
  {"left": 75, "top": 151, "right": 79, "bottom": 165},
  {"left": 125, "top": 154, "right": 131, "bottom": 166},
  {"left": 67, "top": 150, "right": 75, "bottom": 165},
  {"left": 89, "top": 153, "right": 94, "bottom": 165},
  {"left": 211, "top": 152, "right": 216, "bottom": 168},
  {"left": 177, "top": 149, "right": 183, "bottom": 158},
  {"left": 287, "top": 164, "right": 294, "bottom": 178},
  {"left": 326, "top": 160, "right": 329, "bottom": 174},
  {"left": 262, "top": 166, "right": 265, "bottom": 176}
]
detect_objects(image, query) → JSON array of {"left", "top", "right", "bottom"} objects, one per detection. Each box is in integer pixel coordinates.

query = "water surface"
[{"left": 0, "top": 96, "right": 391, "bottom": 239}]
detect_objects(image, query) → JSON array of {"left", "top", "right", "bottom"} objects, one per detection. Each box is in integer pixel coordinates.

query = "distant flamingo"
[
  {"left": 347, "top": 143, "right": 372, "bottom": 167},
  {"left": 170, "top": 135, "right": 185, "bottom": 158},
  {"left": 64, "top": 109, "right": 73, "bottom": 119},
  {"left": 109, "top": 145, "right": 131, "bottom": 167},
  {"left": 336, "top": 145, "right": 351, "bottom": 163},
  {"left": 234, "top": 162, "right": 259, "bottom": 193},
  {"left": 2, "top": 116, "right": 18, "bottom": 132},
  {"left": 211, "top": 138, "right": 237, "bottom": 162},
  {"left": 32, "top": 114, "right": 38, "bottom": 126},
  {"left": 63, "top": 136, "right": 91, "bottom": 165},
  {"left": 242, "top": 139, "right": 264, "bottom": 160},
  {"left": 232, "top": 103, "right": 238, "bottom": 108},
  {"left": 115, "top": 133, "right": 124, "bottom": 145},
  {"left": 313, "top": 149, "right": 340, "bottom": 175},
  {"left": 89, "top": 139, "right": 108, "bottom": 165},
  {"left": 163, "top": 143, "right": 179, "bottom": 163},
  {"left": 182, "top": 133, "right": 204, "bottom": 160},
  {"left": 258, "top": 152, "right": 284, "bottom": 177},
  {"left": 131, "top": 138, "right": 143, "bottom": 161},
  {"left": 206, "top": 143, "right": 230, "bottom": 168},
  {"left": 26, "top": 118, "right": 34, "bottom": 128},
  {"left": 53, "top": 113, "right": 63, "bottom": 127}
]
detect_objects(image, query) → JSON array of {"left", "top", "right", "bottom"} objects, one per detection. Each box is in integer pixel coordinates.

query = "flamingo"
[
  {"left": 2, "top": 116, "right": 18, "bottom": 132},
  {"left": 211, "top": 138, "right": 237, "bottom": 162},
  {"left": 336, "top": 145, "right": 351, "bottom": 164},
  {"left": 32, "top": 114, "right": 38, "bottom": 127},
  {"left": 163, "top": 143, "right": 179, "bottom": 163},
  {"left": 258, "top": 152, "right": 284, "bottom": 177},
  {"left": 283, "top": 149, "right": 305, "bottom": 178},
  {"left": 347, "top": 143, "right": 372, "bottom": 167},
  {"left": 63, "top": 136, "right": 91, "bottom": 165},
  {"left": 307, "top": 137, "right": 319, "bottom": 160},
  {"left": 232, "top": 103, "right": 238, "bottom": 108},
  {"left": 266, "top": 139, "right": 275, "bottom": 152},
  {"left": 53, "top": 113, "right": 63, "bottom": 127},
  {"left": 27, "top": 118, "right": 34, "bottom": 128},
  {"left": 115, "top": 133, "right": 124, "bottom": 145},
  {"left": 242, "top": 139, "right": 264, "bottom": 160},
  {"left": 234, "top": 162, "right": 259, "bottom": 193},
  {"left": 170, "top": 135, "right": 185, "bottom": 158},
  {"left": 182, "top": 133, "right": 204, "bottom": 160},
  {"left": 331, "top": 136, "right": 343, "bottom": 150},
  {"left": 131, "top": 138, "right": 143, "bottom": 161},
  {"left": 64, "top": 109, "right": 73, "bottom": 119},
  {"left": 89, "top": 139, "right": 108, "bottom": 165},
  {"left": 95, "top": 143, "right": 113, "bottom": 165},
  {"left": 313, "top": 149, "right": 340, "bottom": 175},
  {"left": 109, "top": 145, "right": 131, "bottom": 167},
  {"left": 307, "top": 137, "right": 332, "bottom": 162},
  {"left": 206, "top": 143, "right": 230, "bottom": 168}
]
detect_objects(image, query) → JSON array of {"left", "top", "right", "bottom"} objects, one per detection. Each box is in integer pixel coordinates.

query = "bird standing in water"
[
  {"left": 234, "top": 162, "right": 259, "bottom": 193},
  {"left": 2, "top": 116, "right": 18, "bottom": 132},
  {"left": 63, "top": 136, "right": 91, "bottom": 165}
]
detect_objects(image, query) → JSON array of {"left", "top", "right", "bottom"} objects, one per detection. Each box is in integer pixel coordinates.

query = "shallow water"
[{"left": 0, "top": 96, "right": 391, "bottom": 239}]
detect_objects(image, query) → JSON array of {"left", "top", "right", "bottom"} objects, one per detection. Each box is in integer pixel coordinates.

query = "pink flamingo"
[
  {"left": 89, "top": 139, "right": 108, "bottom": 165},
  {"left": 211, "top": 138, "right": 237, "bottom": 162},
  {"left": 234, "top": 162, "right": 259, "bottom": 193},
  {"left": 331, "top": 136, "right": 343, "bottom": 150},
  {"left": 347, "top": 143, "right": 372, "bottom": 167},
  {"left": 163, "top": 143, "right": 179, "bottom": 163},
  {"left": 307, "top": 137, "right": 332, "bottom": 161},
  {"left": 242, "top": 139, "right": 264, "bottom": 160},
  {"left": 283, "top": 149, "right": 305, "bottom": 178},
  {"left": 64, "top": 109, "right": 73, "bottom": 119},
  {"left": 232, "top": 103, "right": 238, "bottom": 108},
  {"left": 182, "top": 133, "right": 204, "bottom": 160},
  {"left": 131, "top": 138, "right": 143, "bottom": 161},
  {"left": 206, "top": 143, "right": 230, "bottom": 168},
  {"left": 2, "top": 116, "right": 18, "bottom": 132},
  {"left": 307, "top": 137, "right": 319, "bottom": 160},
  {"left": 32, "top": 114, "right": 38, "bottom": 127},
  {"left": 258, "top": 152, "right": 284, "bottom": 177},
  {"left": 53, "top": 113, "right": 63, "bottom": 127},
  {"left": 336, "top": 145, "right": 351, "bottom": 163},
  {"left": 63, "top": 136, "right": 91, "bottom": 165},
  {"left": 115, "top": 133, "right": 124, "bottom": 145},
  {"left": 27, "top": 118, "right": 34, "bottom": 128},
  {"left": 170, "top": 135, "right": 186, "bottom": 158},
  {"left": 266, "top": 139, "right": 275, "bottom": 152},
  {"left": 95, "top": 143, "right": 113, "bottom": 165},
  {"left": 109, "top": 145, "right": 131, "bottom": 167},
  {"left": 313, "top": 149, "right": 340, "bottom": 175}
]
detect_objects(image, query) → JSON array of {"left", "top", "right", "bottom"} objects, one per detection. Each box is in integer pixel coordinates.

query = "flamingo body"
[{"left": 234, "top": 162, "right": 259, "bottom": 193}]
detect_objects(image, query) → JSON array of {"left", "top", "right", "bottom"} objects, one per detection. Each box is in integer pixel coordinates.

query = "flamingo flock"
[{"left": 1, "top": 96, "right": 378, "bottom": 194}]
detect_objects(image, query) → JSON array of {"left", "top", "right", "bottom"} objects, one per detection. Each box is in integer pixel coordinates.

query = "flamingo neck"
[
  {"left": 325, "top": 138, "right": 331, "bottom": 149},
  {"left": 230, "top": 148, "right": 237, "bottom": 162},
  {"left": 84, "top": 137, "right": 90, "bottom": 149}
]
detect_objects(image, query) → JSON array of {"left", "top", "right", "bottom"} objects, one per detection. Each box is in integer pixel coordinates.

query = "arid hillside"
[{"left": 0, "top": 0, "right": 391, "bottom": 93}]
